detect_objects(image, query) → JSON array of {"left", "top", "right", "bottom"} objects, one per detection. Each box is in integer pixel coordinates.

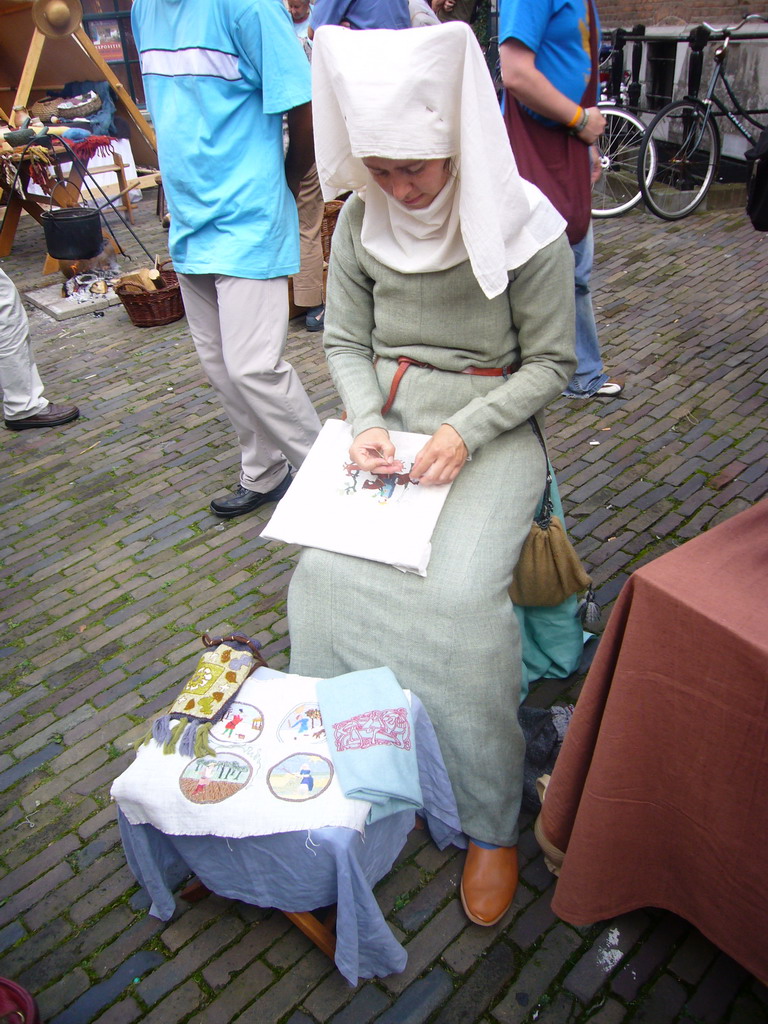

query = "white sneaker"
[{"left": 596, "top": 380, "right": 624, "bottom": 396}]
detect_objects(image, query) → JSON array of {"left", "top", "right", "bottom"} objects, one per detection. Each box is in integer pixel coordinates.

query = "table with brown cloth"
[{"left": 540, "top": 498, "right": 768, "bottom": 984}]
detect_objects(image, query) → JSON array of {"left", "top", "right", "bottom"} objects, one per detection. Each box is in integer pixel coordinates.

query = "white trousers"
[
  {"left": 177, "top": 274, "right": 321, "bottom": 491},
  {"left": 0, "top": 269, "right": 48, "bottom": 421}
]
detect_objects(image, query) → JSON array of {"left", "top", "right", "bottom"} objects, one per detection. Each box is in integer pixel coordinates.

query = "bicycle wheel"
[
  {"left": 592, "top": 106, "right": 656, "bottom": 217},
  {"left": 638, "top": 99, "right": 720, "bottom": 220}
]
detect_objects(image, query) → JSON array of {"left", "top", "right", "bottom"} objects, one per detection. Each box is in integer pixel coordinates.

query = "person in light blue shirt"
[{"left": 132, "top": 0, "right": 321, "bottom": 518}]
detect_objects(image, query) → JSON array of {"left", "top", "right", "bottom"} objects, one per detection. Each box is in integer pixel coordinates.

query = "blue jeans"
[{"left": 563, "top": 225, "right": 608, "bottom": 398}]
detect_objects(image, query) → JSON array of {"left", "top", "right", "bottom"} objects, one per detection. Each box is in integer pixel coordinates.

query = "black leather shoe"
[
  {"left": 4, "top": 403, "right": 80, "bottom": 430},
  {"left": 210, "top": 469, "right": 292, "bottom": 518}
]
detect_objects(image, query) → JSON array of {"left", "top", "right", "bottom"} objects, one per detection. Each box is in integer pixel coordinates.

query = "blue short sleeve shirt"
[
  {"left": 132, "top": 0, "right": 312, "bottom": 278},
  {"left": 499, "top": 0, "right": 596, "bottom": 104}
]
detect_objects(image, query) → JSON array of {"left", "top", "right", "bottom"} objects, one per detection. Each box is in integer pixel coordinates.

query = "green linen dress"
[{"left": 287, "top": 197, "right": 576, "bottom": 845}]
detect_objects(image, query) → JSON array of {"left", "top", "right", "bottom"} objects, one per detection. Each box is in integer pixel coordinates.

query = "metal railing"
[{"left": 600, "top": 21, "right": 768, "bottom": 115}]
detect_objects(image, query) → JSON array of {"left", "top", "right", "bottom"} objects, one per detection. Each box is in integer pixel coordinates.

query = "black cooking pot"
[{"left": 41, "top": 205, "right": 103, "bottom": 261}]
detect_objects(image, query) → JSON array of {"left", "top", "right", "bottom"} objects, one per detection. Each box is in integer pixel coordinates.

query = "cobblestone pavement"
[{"left": 1, "top": 191, "right": 767, "bottom": 1024}]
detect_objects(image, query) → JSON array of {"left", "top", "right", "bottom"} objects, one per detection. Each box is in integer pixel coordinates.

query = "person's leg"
[
  {"left": 563, "top": 226, "right": 609, "bottom": 398},
  {"left": 0, "top": 268, "right": 48, "bottom": 420},
  {"left": 293, "top": 164, "right": 325, "bottom": 326},
  {"left": 215, "top": 275, "right": 321, "bottom": 481},
  {"left": 461, "top": 842, "right": 518, "bottom": 927},
  {"left": 178, "top": 273, "right": 291, "bottom": 496}
]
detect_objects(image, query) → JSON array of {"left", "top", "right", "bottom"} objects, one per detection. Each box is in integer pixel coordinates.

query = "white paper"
[{"left": 263, "top": 419, "right": 452, "bottom": 575}]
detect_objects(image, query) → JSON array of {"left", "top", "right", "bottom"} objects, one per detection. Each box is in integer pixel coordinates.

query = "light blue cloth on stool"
[{"left": 317, "top": 667, "right": 423, "bottom": 823}]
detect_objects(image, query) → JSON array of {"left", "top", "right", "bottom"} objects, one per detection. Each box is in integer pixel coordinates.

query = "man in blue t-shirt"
[
  {"left": 132, "top": 0, "right": 321, "bottom": 518},
  {"left": 499, "top": 0, "right": 623, "bottom": 399}
]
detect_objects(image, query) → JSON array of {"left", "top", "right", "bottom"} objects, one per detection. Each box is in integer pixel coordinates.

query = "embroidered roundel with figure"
[
  {"left": 277, "top": 702, "right": 325, "bottom": 744},
  {"left": 267, "top": 753, "right": 334, "bottom": 801},
  {"left": 210, "top": 701, "right": 264, "bottom": 745},
  {"left": 179, "top": 754, "right": 253, "bottom": 804}
]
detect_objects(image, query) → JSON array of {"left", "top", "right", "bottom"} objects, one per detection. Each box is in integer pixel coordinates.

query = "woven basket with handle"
[
  {"left": 116, "top": 260, "right": 185, "bottom": 327},
  {"left": 56, "top": 91, "right": 102, "bottom": 120},
  {"left": 29, "top": 97, "right": 65, "bottom": 122},
  {"left": 321, "top": 199, "right": 346, "bottom": 264}
]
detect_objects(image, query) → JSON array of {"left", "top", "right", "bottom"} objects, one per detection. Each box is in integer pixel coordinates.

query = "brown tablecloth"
[{"left": 542, "top": 499, "right": 768, "bottom": 983}]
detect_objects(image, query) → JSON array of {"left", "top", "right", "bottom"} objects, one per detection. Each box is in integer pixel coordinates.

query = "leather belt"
[{"left": 380, "top": 355, "right": 521, "bottom": 416}]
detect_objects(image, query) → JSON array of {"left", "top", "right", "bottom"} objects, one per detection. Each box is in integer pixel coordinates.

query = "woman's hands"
[
  {"left": 411, "top": 424, "right": 468, "bottom": 485},
  {"left": 351, "top": 424, "right": 468, "bottom": 485},
  {"left": 349, "top": 427, "right": 397, "bottom": 474}
]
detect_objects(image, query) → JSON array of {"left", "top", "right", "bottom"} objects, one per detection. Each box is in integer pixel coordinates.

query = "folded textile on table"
[
  {"left": 317, "top": 667, "right": 423, "bottom": 823},
  {"left": 147, "top": 636, "right": 261, "bottom": 758},
  {"left": 111, "top": 667, "right": 371, "bottom": 839}
]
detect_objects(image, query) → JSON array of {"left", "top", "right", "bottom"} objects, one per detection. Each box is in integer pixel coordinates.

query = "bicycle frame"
[
  {"left": 690, "top": 35, "right": 768, "bottom": 149},
  {"left": 638, "top": 14, "right": 768, "bottom": 219}
]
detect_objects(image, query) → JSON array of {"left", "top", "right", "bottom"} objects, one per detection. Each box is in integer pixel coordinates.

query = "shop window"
[
  {"left": 82, "top": 0, "right": 144, "bottom": 107},
  {"left": 645, "top": 40, "right": 676, "bottom": 110}
]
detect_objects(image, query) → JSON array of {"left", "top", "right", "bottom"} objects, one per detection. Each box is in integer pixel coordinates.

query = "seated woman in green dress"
[{"left": 288, "top": 22, "right": 576, "bottom": 927}]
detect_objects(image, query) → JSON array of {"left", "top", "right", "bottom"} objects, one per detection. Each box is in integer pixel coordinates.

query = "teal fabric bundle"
[{"left": 317, "top": 667, "right": 423, "bottom": 823}]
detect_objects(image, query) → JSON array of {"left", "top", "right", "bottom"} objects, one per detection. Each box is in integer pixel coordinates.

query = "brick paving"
[{"left": 1, "top": 189, "right": 767, "bottom": 1024}]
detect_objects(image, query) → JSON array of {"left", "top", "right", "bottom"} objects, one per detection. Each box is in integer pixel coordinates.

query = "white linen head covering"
[{"left": 311, "top": 22, "right": 566, "bottom": 299}]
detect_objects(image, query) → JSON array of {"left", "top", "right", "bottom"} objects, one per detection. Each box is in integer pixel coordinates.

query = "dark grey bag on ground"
[{"left": 518, "top": 705, "right": 574, "bottom": 812}]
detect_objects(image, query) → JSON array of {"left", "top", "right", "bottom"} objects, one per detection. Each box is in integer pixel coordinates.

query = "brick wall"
[{"left": 598, "top": 0, "right": 760, "bottom": 29}]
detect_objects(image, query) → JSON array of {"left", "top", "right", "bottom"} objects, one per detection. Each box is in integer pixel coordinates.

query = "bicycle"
[
  {"left": 637, "top": 13, "right": 768, "bottom": 220},
  {"left": 592, "top": 103, "right": 656, "bottom": 217},
  {"left": 482, "top": 35, "right": 504, "bottom": 104}
]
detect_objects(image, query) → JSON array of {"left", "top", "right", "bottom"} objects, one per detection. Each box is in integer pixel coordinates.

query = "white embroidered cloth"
[
  {"left": 262, "top": 418, "right": 452, "bottom": 575},
  {"left": 111, "top": 668, "right": 371, "bottom": 838}
]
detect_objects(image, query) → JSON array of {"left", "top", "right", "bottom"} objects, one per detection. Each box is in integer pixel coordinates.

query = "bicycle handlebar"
[{"left": 701, "top": 13, "right": 768, "bottom": 35}]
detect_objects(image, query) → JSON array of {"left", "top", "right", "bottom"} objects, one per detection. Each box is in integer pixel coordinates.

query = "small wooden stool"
[{"left": 180, "top": 878, "right": 338, "bottom": 961}]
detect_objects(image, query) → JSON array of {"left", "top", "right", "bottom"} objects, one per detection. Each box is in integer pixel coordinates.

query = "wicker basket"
[
  {"left": 29, "top": 97, "right": 65, "bottom": 123},
  {"left": 116, "top": 262, "right": 185, "bottom": 327},
  {"left": 321, "top": 199, "right": 346, "bottom": 264},
  {"left": 56, "top": 91, "right": 102, "bottom": 120}
]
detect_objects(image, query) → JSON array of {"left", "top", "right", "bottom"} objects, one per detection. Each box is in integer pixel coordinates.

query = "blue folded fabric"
[{"left": 317, "top": 667, "right": 423, "bottom": 823}]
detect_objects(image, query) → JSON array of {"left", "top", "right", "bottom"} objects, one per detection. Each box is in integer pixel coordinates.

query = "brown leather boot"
[{"left": 460, "top": 842, "right": 518, "bottom": 926}]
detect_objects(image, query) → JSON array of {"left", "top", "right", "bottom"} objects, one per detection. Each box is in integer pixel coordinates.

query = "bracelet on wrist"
[
  {"left": 566, "top": 105, "right": 584, "bottom": 129},
  {"left": 569, "top": 107, "right": 590, "bottom": 135}
]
